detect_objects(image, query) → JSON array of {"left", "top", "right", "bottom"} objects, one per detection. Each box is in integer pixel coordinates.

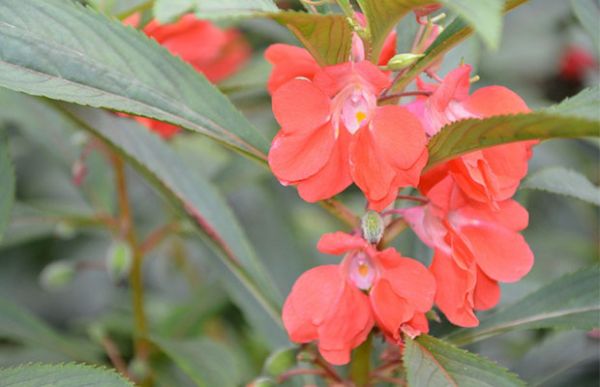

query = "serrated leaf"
[
  {"left": 0, "top": 363, "right": 133, "bottom": 387},
  {"left": 441, "top": 0, "right": 504, "bottom": 49},
  {"left": 403, "top": 334, "right": 526, "bottom": 387},
  {"left": 545, "top": 86, "right": 600, "bottom": 121},
  {"left": 521, "top": 167, "right": 600, "bottom": 206},
  {"left": 152, "top": 337, "right": 241, "bottom": 387},
  {"left": 392, "top": 0, "right": 528, "bottom": 92},
  {"left": 425, "top": 112, "right": 600, "bottom": 170},
  {"left": 0, "top": 129, "right": 14, "bottom": 242},
  {"left": 270, "top": 11, "right": 353, "bottom": 66},
  {"left": 193, "top": 0, "right": 278, "bottom": 19},
  {"left": 571, "top": 0, "right": 600, "bottom": 54},
  {"left": 153, "top": 0, "right": 194, "bottom": 23},
  {"left": 0, "top": 297, "right": 100, "bottom": 362},
  {"left": 0, "top": 0, "right": 269, "bottom": 161},
  {"left": 444, "top": 266, "right": 600, "bottom": 346}
]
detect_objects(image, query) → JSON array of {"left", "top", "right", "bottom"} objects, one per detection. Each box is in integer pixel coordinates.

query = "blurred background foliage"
[{"left": 0, "top": 0, "right": 598, "bottom": 386}]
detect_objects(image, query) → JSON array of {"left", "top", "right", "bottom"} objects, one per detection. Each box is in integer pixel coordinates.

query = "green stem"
[{"left": 350, "top": 334, "right": 373, "bottom": 387}]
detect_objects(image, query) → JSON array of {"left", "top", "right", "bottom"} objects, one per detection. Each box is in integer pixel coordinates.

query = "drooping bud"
[
  {"left": 263, "top": 346, "right": 297, "bottom": 377},
  {"left": 383, "top": 53, "right": 425, "bottom": 71},
  {"left": 361, "top": 210, "right": 384, "bottom": 244},
  {"left": 40, "top": 261, "right": 75, "bottom": 291},
  {"left": 106, "top": 241, "right": 133, "bottom": 282}
]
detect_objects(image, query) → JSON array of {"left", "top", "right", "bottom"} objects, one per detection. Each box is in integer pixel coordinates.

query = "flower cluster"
[{"left": 267, "top": 11, "right": 536, "bottom": 364}]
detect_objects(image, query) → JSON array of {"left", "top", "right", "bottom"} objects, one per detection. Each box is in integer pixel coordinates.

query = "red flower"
[
  {"left": 559, "top": 46, "right": 598, "bottom": 82},
  {"left": 402, "top": 176, "right": 534, "bottom": 327},
  {"left": 283, "top": 232, "right": 435, "bottom": 364},
  {"left": 409, "top": 64, "right": 536, "bottom": 207},
  {"left": 124, "top": 14, "right": 250, "bottom": 138},
  {"left": 265, "top": 44, "right": 427, "bottom": 210}
]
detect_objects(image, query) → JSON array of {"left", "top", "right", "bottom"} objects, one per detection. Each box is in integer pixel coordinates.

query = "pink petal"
[
  {"left": 271, "top": 79, "right": 331, "bottom": 134},
  {"left": 370, "top": 279, "right": 415, "bottom": 340},
  {"left": 265, "top": 44, "right": 320, "bottom": 93},
  {"left": 474, "top": 268, "right": 501, "bottom": 311},
  {"left": 317, "top": 232, "right": 367, "bottom": 255}
]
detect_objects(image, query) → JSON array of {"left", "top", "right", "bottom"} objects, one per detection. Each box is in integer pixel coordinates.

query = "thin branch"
[
  {"left": 320, "top": 199, "right": 360, "bottom": 228},
  {"left": 101, "top": 335, "right": 130, "bottom": 380},
  {"left": 380, "top": 218, "right": 409, "bottom": 247},
  {"left": 378, "top": 90, "right": 432, "bottom": 103},
  {"left": 277, "top": 368, "right": 326, "bottom": 383},
  {"left": 139, "top": 222, "right": 180, "bottom": 255}
]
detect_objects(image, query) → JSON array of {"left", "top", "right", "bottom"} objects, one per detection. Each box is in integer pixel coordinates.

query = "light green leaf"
[
  {"left": 441, "top": 0, "right": 504, "bottom": 49},
  {"left": 426, "top": 112, "right": 600, "bottom": 170},
  {"left": 0, "top": 129, "right": 14, "bottom": 242},
  {"left": 403, "top": 334, "right": 526, "bottom": 387},
  {"left": 0, "top": 297, "right": 100, "bottom": 362},
  {"left": 521, "top": 167, "right": 600, "bottom": 206},
  {"left": 153, "top": 0, "right": 194, "bottom": 23},
  {"left": 545, "top": 86, "right": 600, "bottom": 121},
  {"left": 571, "top": 0, "right": 600, "bottom": 54},
  {"left": 152, "top": 337, "right": 241, "bottom": 387},
  {"left": 0, "top": 363, "right": 133, "bottom": 387},
  {"left": 444, "top": 266, "right": 600, "bottom": 346},
  {"left": 392, "top": 0, "right": 528, "bottom": 92},
  {"left": 0, "top": 0, "right": 269, "bottom": 161},
  {"left": 270, "top": 11, "right": 353, "bottom": 66},
  {"left": 194, "top": 0, "right": 278, "bottom": 19}
]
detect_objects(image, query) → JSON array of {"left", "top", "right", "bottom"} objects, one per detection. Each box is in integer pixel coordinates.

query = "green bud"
[
  {"left": 87, "top": 322, "right": 106, "bottom": 344},
  {"left": 54, "top": 221, "right": 76, "bottom": 239},
  {"left": 248, "top": 377, "right": 276, "bottom": 387},
  {"left": 40, "top": 261, "right": 75, "bottom": 291},
  {"left": 384, "top": 53, "right": 425, "bottom": 70},
  {"left": 361, "top": 211, "right": 384, "bottom": 244},
  {"left": 128, "top": 357, "right": 149, "bottom": 381},
  {"left": 106, "top": 241, "right": 132, "bottom": 281},
  {"left": 264, "top": 346, "right": 297, "bottom": 377}
]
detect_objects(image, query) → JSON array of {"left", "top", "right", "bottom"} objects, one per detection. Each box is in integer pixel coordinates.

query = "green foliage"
[
  {"left": 522, "top": 167, "right": 600, "bottom": 206},
  {"left": 263, "top": 346, "right": 297, "bottom": 377},
  {"left": 545, "top": 87, "right": 600, "bottom": 121},
  {"left": 0, "top": 130, "right": 14, "bottom": 242},
  {"left": 153, "top": 0, "right": 194, "bottom": 23},
  {"left": 194, "top": 0, "right": 278, "bottom": 19},
  {"left": 106, "top": 240, "right": 133, "bottom": 281},
  {"left": 445, "top": 265, "right": 600, "bottom": 346},
  {"left": 440, "top": 0, "right": 504, "bottom": 49},
  {"left": 571, "top": 0, "right": 600, "bottom": 54},
  {"left": 39, "top": 261, "right": 76, "bottom": 292},
  {"left": 0, "top": 0, "right": 269, "bottom": 160},
  {"left": 403, "top": 334, "right": 526, "bottom": 387},
  {"left": 270, "top": 11, "right": 353, "bottom": 66},
  {"left": 152, "top": 337, "right": 241, "bottom": 387},
  {"left": 0, "top": 363, "right": 133, "bottom": 387}
]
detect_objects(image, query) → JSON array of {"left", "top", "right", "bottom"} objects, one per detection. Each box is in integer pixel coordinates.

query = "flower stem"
[{"left": 350, "top": 334, "right": 373, "bottom": 387}]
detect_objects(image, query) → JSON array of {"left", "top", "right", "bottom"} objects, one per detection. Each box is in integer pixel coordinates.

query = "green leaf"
[
  {"left": 270, "top": 11, "right": 353, "bottom": 66},
  {"left": 444, "top": 265, "right": 600, "bottom": 346},
  {"left": 0, "top": 129, "right": 14, "bottom": 242},
  {"left": 153, "top": 0, "right": 194, "bottom": 23},
  {"left": 0, "top": 297, "right": 100, "bottom": 362},
  {"left": 0, "top": 363, "right": 133, "bottom": 387},
  {"left": 356, "top": 0, "right": 431, "bottom": 62},
  {"left": 0, "top": 0, "right": 269, "bottom": 161},
  {"left": 571, "top": 0, "right": 600, "bottom": 54},
  {"left": 545, "top": 86, "right": 600, "bottom": 121},
  {"left": 426, "top": 112, "right": 600, "bottom": 170},
  {"left": 521, "top": 167, "right": 600, "bottom": 206},
  {"left": 194, "top": 0, "right": 278, "bottom": 19},
  {"left": 392, "top": 0, "right": 528, "bottom": 92},
  {"left": 403, "top": 334, "right": 526, "bottom": 387},
  {"left": 441, "top": 0, "right": 504, "bottom": 49},
  {"left": 152, "top": 337, "right": 241, "bottom": 387}
]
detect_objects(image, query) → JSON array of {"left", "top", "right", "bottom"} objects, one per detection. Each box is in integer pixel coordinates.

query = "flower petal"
[
  {"left": 474, "top": 268, "right": 500, "bottom": 311},
  {"left": 265, "top": 44, "right": 320, "bottom": 93},
  {"left": 317, "top": 232, "right": 367, "bottom": 255},
  {"left": 464, "top": 86, "right": 530, "bottom": 116},
  {"left": 370, "top": 279, "right": 415, "bottom": 340}
]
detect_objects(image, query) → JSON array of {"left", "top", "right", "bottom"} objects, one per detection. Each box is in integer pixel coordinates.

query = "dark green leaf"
[
  {"left": 444, "top": 266, "right": 600, "bottom": 346},
  {"left": 270, "top": 11, "right": 353, "bottom": 66},
  {"left": 0, "top": 129, "right": 14, "bottom": 242},
  {"left": 0, "top": 0, "right": 269, "bottom": 160},
  {"left": 0, "top": 363, "right": 133, "bottom": 387},
  {"left": 403, "top": 334, "right": 526, "bottom": 387},
  {"left": 522, "top": 167, "right": 600, "bottom": 206},
  {"left": 152, "top": 337, "right": 241, "bottom": 387}
]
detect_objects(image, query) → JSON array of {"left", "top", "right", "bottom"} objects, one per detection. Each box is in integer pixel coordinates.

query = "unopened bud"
[
  {"left": 128, "top": 357, "right": 150, "bottom": 381},
  {"left": 248, "top": 377, "right": 276, "bottom": 387},
  {"left": 54, "top": 221, "right": 76, "bottom": 239},
  {"left": 40, "top": 261, "right": 75, "bottom": 291},
  {"left": 384, "top": 53, "right": 424, "bottom": 70},
  {"left": 106, "top": 241, "right": 132, "bottom": 281},
  {"left": 361, "top": 211, "right": 384, "bottom": 244},
  {"left": 264, "top": 346, "right": 297, "bottom": 377}
]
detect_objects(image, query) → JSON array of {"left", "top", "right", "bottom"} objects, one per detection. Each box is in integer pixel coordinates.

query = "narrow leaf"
[
  {"left": 0, "top": 129, "right": 14, "bottom": 242},
  {"left": 404, "top": 334, "right": 526, "bottom": 387},
  {"left": 440, "top": 0, "right": 504, "bottom": 49},
  {"left": 270, "top": 11, "right": 353, "bottom": 66},
  {"left": 152, "top": 337, "right": 241, "bottom": 387},
  {"left": 194, "top": 0, "right": 278, "bottom": 19},
  {"left": 522, "top": 167, "right": 600, "bottom": 206},
  {"left": 0, "top": 363, "right": 133, "bottom": 387},
  {"left": 445, "top": 265, "right": 600, "bottom": 346},
  {"left": 0, "top": 0, "right": 269, "bottom": 160}
]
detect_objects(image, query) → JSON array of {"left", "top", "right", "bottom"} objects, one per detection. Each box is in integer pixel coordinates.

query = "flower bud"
[
  {"left": 39, "top": 261, "right": 75, "bottom": 291},
  {"left": 361, "top": 211, "right": 384, "bottom": 244},
  {"left": 383, "top": 53, "right": 425, "bottom": 70},
  {"left": 248, "top": 377, "right": 276, "bottom": 387},
  {"left": 54, "top": 221, "right": 76, "bottom": 239},
  {"left": 128, "top": 357, "right": 150, "bottom": 381},
  {"left": 106, "top": 241, "right": 132, "bottom": 282},
  {"left": 263, "top": 346, "right": 297, "bottom": 377}
]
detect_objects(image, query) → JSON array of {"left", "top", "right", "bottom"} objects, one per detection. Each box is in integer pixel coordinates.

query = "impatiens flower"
[
  {"left": 402, "top": 176, "right": 534, "bottom": 327},
  {"left": 124, "top": 14, "right": 250, "bottom": 138},
  {"left": 266, "top": 41, "right": 428, "bottom": 211},
  {"left": 559, "top": 45, "right": 598, "bottom": 82},
  {"left": 409, "top": 64, "right": 536, "bottom": 207},
  {"left": 283, "top": 232, "right": 435, "bottom": 365}
]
